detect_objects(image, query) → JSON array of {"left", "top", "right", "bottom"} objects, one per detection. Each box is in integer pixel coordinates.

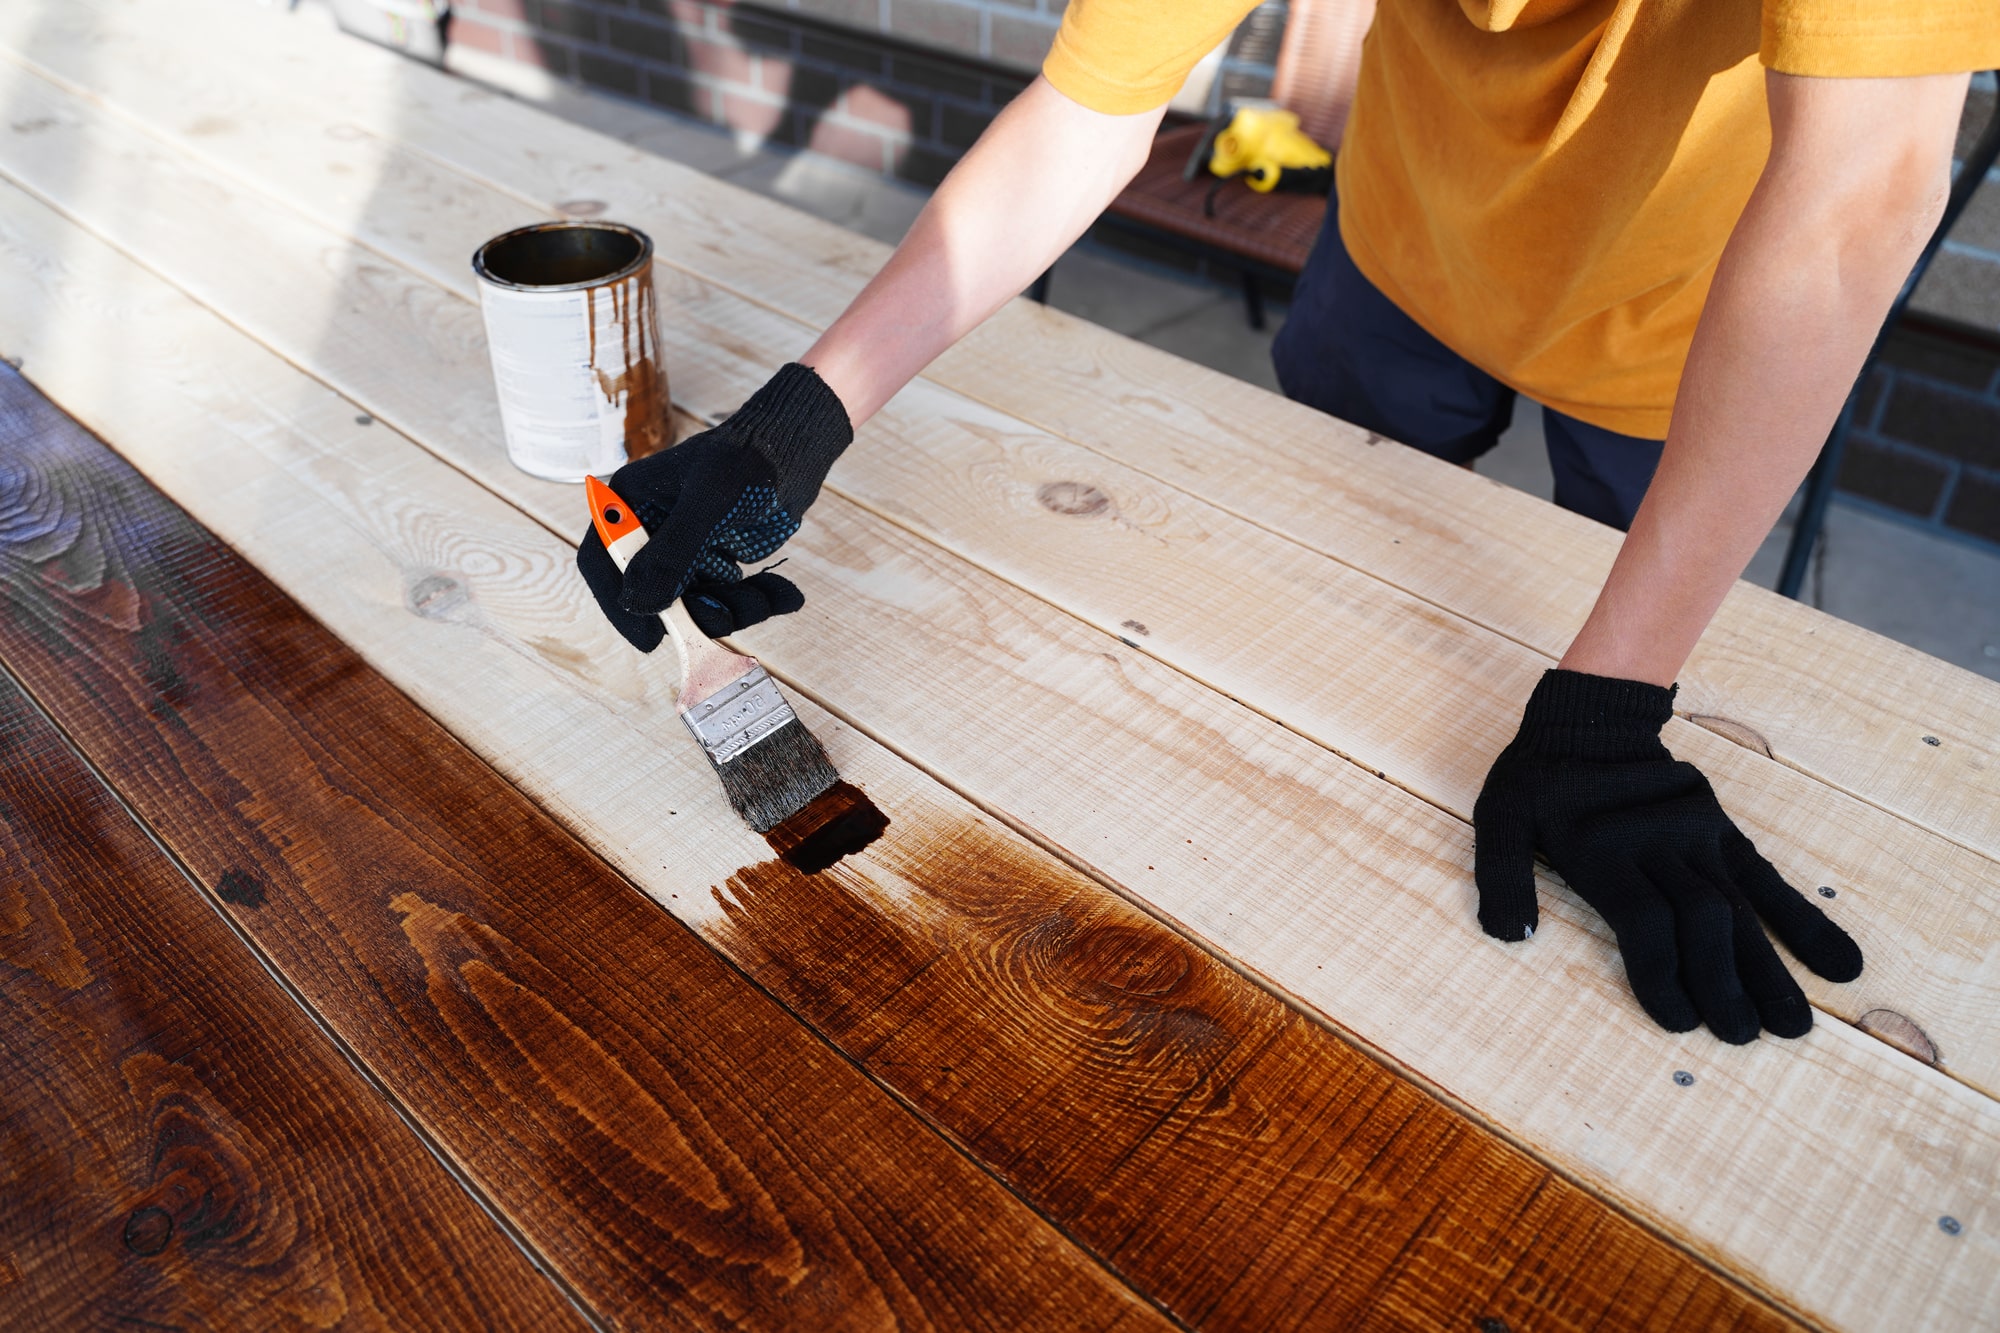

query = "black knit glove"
[
  {"left": 1474, "top": 669, "right": 1862, "bottom": 1043},
  {"left": 576, "top": 363, "right": 852, "bottom": 651}
]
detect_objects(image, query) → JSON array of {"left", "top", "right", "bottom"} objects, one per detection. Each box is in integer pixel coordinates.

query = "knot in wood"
[
  {"left": 122, "top": 1205, "right": 173, "bottom": 1256},
  {"left": 406, "top": 572, "right": 469, "bottom": 620},
  {"left": 1857, "top": 1008, "right": 1940, "bottom": 1066},
  {"left": 1059, "top": 924, "right": 1189, "bottom": 1001},
  {"left": 556, "top": 199, "right": 608, "bottom": 218},
  {"left": 1036, "top": 481, "right": 1111, "bottom": 518}
]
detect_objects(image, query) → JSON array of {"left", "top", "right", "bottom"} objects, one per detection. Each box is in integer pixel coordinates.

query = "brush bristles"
[{"left": 708, "top": 717, "right": 841, "bottom": 833}]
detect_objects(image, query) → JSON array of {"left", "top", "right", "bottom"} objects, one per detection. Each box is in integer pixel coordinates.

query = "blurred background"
[{"left": 317, "top": 0, "right": 1998, "bottom": 678}]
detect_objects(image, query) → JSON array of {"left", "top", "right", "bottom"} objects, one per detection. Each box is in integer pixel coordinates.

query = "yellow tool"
[{"left": 1184, "top": 103, "right": 1333, "bottom": 197}]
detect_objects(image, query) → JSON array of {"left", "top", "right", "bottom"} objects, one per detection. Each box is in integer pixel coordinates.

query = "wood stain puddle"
[{"left": 763, "top": 780, "right": 888, "bottom": 874}]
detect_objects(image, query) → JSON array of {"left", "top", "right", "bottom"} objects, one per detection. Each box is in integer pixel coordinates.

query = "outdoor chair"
[{"left": 1034, "top": 0, "right": 1376, "bottom": 328}]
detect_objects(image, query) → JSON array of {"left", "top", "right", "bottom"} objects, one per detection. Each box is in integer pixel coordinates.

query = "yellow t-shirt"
[{"left": 1045, "top": 0, "right": 2000, "bottom": 437}]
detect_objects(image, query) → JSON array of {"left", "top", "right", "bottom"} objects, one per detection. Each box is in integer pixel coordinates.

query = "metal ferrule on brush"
[{"left": 681, "top": 664, "right": 797, "bottom": 763}]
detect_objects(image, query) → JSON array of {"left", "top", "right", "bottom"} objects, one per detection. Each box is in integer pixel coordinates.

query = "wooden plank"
[
  {"left": 0, "top": 185, "right": 1821, "bottom": 1333},
  {"left": 27, "top": 0, "right": 1995, "bottom": 864},
  {"left": 0, "top": 392, "right": 1161, "bottom": 1329},
  {"left": 0, "top": 674, "right": 586, "bottom": 1328},
  {"left": 1, "top": 56, "right": 1988, "bottom": 1108},
  {"left": 0, "top": 108, "right": 1989, "bottom": 1333}
]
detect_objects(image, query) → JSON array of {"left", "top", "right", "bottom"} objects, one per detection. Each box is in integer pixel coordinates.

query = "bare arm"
[
  {"left": 1560, "top": 69, "right": 1969, "bottom": 686},
  {"left": 798, "top": 77, "right": 1166, "bottom": 426}
]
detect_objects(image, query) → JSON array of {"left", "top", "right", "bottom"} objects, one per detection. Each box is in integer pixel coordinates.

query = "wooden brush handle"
[{"left": 659, "top": 596, "right": 759, "bottom": 710}]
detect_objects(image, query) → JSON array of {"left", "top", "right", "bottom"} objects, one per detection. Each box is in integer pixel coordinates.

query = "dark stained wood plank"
[
  {"left": 0, "top": 352, "right": 1802, "bottom": 1333},
  {"left": 0, "top": 676, "right": 587, "bottom": 1330},
  {"left": 0, "top": 374, "right": 1162, "bottom": 1330}
]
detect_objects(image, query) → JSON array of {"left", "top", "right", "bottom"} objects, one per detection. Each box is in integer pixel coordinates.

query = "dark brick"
[
  {"left": 1835, "top": 435, "right": 1951, "bottom": 518},
  {"left": 1943, "top": 468, "right": 2000, "bottom": 545},
  {"left": 536, "top": 0, "right": 603, "bottom": 41},
  {"left": 579, "top": 49, "right": 642, "bottom": 95},
  {"left": 1957, "top": 88, "right": 1997, "bottom": 163},
  {"left": 895, "top": 144, "right": 960, "bottom": 188},
  {"left": 984, "top": 72, "right": 1031, "bottom": 105},
  {"left": 643, "top": 67, "right": 700, "bottom": 115},
  {"left": 938, "top": 101, "right": 991, "bottom": 150},
  {"left": 1878, "top": 378, "right": 2000, "bottom": 469},
  {"left": 1853, "top": 365, "right": 1888, "bottom": 428},
  {"left": 800, "top": 31, "right": 886, "bottom": 77},
  {"left": 727, "top": 12, "right": 796, "bottom": 54},
  {"left": 606, "top": 14, "right": 685, "bottom": 64},
  {"left": 890, "top": 52, "right": 988, "bottom": 98},
  {"left": 1878, "top": 323, "right": 2000, "bottom": 391},
  {"left": 779, "top": 63, "right": 843, "bottom": 108}
]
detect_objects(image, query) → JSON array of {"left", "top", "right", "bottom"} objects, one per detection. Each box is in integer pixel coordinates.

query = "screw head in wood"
[
  {"left": 1939, "top": 1216, "right": 1962, "bottom": 1235},
  {"left": 1923, "top": 736, "right": 1941, "bottom": 746},
  {"left": 1819, "top": 886, "right": 1836, "bottom": 899},
  {"left": 1673, "top": 1070, "right": 1695, "bottom": 1087}
]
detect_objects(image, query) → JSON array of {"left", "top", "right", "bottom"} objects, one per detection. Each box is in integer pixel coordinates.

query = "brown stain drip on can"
[
  {"left": 585, "top": 280, "right": 671, "bottom": 463},
  {"left": 762, "top": 781, "right": 889, "bottom": 874}
]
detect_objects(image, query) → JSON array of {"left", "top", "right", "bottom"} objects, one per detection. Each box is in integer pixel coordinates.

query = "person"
[{"left": 578, "top": 0, "right": 1997, "bottom": 1044}]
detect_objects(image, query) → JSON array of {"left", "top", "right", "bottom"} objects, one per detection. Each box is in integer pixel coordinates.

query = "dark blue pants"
[{"left": 1271, "top": 208, "right": 1666, "bottom": 530}]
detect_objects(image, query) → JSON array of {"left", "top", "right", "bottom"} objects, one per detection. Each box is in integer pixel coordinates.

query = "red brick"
[
  {"left": 449, "top": 14, "right": 507, "bottom": 56},
  {"left": 685, "top": 35, "right": 757, "bottom": 85},
  {"left": 808, "top": 117, "right": 891, "bottom": 173},
  {"left": 473, "top": 0, "right": 533, "bottom": 23},
  {"left": 719, "top": 90, "right": 788, "bottom": 138},
  {"left": 835, "top": 82, "right": 913, "bottom": 134}
]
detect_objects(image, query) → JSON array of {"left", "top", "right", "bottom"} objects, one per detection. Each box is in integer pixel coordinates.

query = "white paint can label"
[{"left": 472, "top": 221, "right": 671, "bottom": 482}]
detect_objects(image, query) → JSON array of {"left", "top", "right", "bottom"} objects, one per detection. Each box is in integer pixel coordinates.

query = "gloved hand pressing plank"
[
  {"left": 577, "top": 362, "right": 852, "bottom": 650},
  {"left": 1474, "top": 669, "right": 1863, "bottom": 1043}
]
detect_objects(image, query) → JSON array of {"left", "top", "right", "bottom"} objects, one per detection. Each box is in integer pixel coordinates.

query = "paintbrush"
[{"left": 586, "top": 474, "right": 886, "bottom": 869}]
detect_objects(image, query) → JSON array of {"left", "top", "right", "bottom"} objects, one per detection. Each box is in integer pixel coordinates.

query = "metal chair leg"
[{"left": 1242, "top": 271, "right": 1265, "bottom": 330}]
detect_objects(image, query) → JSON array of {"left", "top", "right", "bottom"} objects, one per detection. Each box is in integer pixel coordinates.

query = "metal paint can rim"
[{"left": 470, "top": 219, "right": 655, "bottom": 295}]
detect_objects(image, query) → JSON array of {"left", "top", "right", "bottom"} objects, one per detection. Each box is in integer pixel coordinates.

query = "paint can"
[{"left": 471, "top": 220, "right": 671, "bottom": 483}]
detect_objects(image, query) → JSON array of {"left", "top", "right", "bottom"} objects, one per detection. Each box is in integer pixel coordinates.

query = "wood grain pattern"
[
  {"left": 0, "top": 368, "right": 1163, "bottom": 1330},
  {"left": 0, "top": 675, "right": 586, "bottom": 1329},
  {"left": 30, "top": 0, "right": 1993, "bottom": 863},
  {"left": 4, "top": 63, "right": 1985, "bottom": 1109},
  {"left": 0, "top": 149, "right": 1990, "bottom": 1330},
  {"left": 0, "top": 367, "right": 1797, "bottom": 1333}
]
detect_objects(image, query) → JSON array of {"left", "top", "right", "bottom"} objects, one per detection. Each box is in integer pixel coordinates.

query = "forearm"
[
  {"left": 1562, "top": 70, "right": 1966, "bottom": 686},
  {"left": 799, "top": 78, "right": 1164, "bottom": 426}
]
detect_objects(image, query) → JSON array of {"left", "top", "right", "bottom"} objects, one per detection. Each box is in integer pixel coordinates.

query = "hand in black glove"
[
  {"left": 576, "top": 363, "right": 852, "bottom": 651},
  {"left": 1474, "top": 669, "right": 1862, "bottom": 1043}
]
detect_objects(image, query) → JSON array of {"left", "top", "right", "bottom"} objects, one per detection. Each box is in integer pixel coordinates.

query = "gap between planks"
[{"left": 0, "top": 143, "right": 1992, "bottom": 1320}]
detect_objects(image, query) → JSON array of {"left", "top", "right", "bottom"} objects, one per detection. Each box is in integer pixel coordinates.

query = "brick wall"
[
  {"left": 1842, "top": 317, "right": 2000, "bottom": 550},
  {"left": 447, "top": 0, "right": 1279, "bottom": 186}
]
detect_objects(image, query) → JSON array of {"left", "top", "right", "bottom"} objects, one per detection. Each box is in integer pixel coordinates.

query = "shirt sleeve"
[
  {"left": 1763, "top": 0, "right": 2000, "bottom": 77},
  {"left": 1042, "top": 0, "right": 1264, "bottom": 115}
]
